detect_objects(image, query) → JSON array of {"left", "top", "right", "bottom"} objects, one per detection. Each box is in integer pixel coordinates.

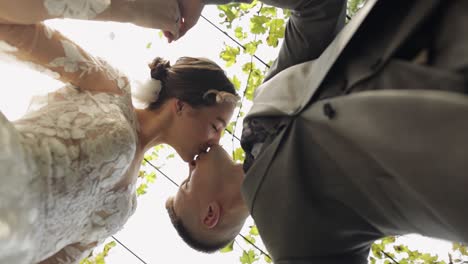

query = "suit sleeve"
[{"left": 264, "top": 0, "right": 347, "bottom": 82}]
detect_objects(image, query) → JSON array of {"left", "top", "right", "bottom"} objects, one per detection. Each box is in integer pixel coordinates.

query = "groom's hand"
[{"left": 164, "top": 0, "right": 205, "bottom": 42}]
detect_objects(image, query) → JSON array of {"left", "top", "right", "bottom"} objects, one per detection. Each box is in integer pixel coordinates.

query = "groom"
[{"left": 167, "top": 0, "right": 468, "bottom": 262}]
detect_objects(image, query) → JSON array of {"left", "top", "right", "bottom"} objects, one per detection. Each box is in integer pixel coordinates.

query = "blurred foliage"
[{"left": 80, "top": 241, "right": 116, "bottom": 264}]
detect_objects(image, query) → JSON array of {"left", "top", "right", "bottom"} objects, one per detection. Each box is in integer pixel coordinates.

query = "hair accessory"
[
  {"left": 203, "top": 90, "right": 240, "bottom": 106},
  {"left": 132, "top": 78, "right": 162, "bottom": 107}
]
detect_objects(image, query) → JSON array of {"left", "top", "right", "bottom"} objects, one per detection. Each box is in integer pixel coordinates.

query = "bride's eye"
[{"left": 211, "top": 124, "right": 219, "bottom": 132}]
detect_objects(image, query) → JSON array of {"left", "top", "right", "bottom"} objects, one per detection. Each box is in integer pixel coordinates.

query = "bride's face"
[{"left": 171, "top": 101, "right": 235, "bottom": 162}]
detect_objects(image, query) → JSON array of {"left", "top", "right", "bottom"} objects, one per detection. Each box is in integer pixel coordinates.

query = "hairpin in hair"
[{"left": 203, "top": 89, "right": 240, "bottom": 106}]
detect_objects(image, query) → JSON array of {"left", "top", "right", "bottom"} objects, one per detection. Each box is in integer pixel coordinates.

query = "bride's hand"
[
  {"left": 0, "top": 0, "right": 180, "bottom": 37},
  {"left": 109, "top": 0, "right": 182, "bottom": 38},
  {"left": 164, "top": 0, "right": 204, "bottom": 42}
]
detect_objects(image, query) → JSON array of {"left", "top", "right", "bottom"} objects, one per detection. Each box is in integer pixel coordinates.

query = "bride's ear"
[
  {"left": 202, "top": 202, "right": 220, "bottom": 229},
  {"left": 174, "top": 99, "right": 185, "bottom": 116}
]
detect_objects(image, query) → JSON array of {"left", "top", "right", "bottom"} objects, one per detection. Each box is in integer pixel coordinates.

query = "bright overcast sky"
[{"left": 0, "top": 4, "right": 457, "bottom": 264}]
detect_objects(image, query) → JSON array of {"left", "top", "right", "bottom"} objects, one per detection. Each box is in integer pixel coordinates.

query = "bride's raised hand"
[
  {"left": 0, "top": 0, "right": 181, "bottom": 38},
  {"left": 163, "top": 0, "right": 204, "bottom": 42},
  {"left": 108, "top": 0, "right": 182, "bottom": 38}
]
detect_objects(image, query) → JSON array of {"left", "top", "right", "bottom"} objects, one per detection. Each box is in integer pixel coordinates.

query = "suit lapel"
[{"left": 246, "top": 0, "right": 378, "bottom": 119}]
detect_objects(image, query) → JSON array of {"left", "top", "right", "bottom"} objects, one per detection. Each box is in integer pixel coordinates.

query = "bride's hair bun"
[{"left": 149, "top": 57, "right": 171, "bottom": 81}]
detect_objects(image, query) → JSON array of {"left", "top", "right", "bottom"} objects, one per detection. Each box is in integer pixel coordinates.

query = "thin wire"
[
  {"left": 239, "top": 234, "right": 271, "bottom": 259},
  {"left": 201, "top": 15, "right": 270, "bottom": 69},
  {"left": 201, "top": 13, "right": 351, "bottom": 68},
  {"left": 225, "top": 127, "right": 242, "bottom": 142},
  {"left": 112, "top": 236, "right": 148, "bottom": 264},
  {"left": 144, "top": 158, "right": 179, "bottom": 187},
  {"left": 381, "top": 250, "right": 400, "bottom": 264}
]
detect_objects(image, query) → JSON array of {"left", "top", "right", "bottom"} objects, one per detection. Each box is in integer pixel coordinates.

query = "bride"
[{"left": 0, "top": 1, "right": 239, "bottom": 263}]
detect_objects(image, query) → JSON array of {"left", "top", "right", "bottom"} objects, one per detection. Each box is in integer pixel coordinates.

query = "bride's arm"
[
  {"left": 0, "top": 22, "right": 127, "bottom": 95},
  {"left": 37, "top": 241, "right": 98, "bottom": 264},
  {"left": 0, "top": 0, "right": 180, "bottom": 35}
]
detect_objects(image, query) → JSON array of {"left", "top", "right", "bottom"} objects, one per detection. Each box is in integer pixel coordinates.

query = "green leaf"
[
  {"left": 229, "top": 75, "right": 242, "bottom": 91},
  {"left": 235, "top": 27, "right": 248, "bottom": 40},
  {"left": 145, "top": 171, "right": 156, "bottom": 183},
  {"left": 226, "top": 121, "right": 236, "bottom": 134},
  {"left": 348, "top": 0, "right": 366, "bottom": 17},
  {"left": 249, "top": 225, "right": 259, "bottom": 236},
  {"left": 264, "top": 255, "right": 272, "bottom": 263},
  {"left": 250, "top": 15, "right": 269, "bottom": 34},
  {"left": 136, "top": 183, "right": 148, "bottom": 196},
  {"left": 240, "top": 250, "right": 259, "bottom": 264},
  {"left": 242, "top": 62, "right": 254, "bottom": 74},
  {"left": 260, "top": 6, "right": 277, "bottom": 17},
  {"left": 218, "top": 4, "right": 240, "bottom": 26},
  {"left": 80, "top": 241, "right": 116, "bottom": 264},
  {"left": 233, "top": 147, "right": 245, "bottom": 162},
  {"left": 220, "top": 241, "right": 234, "bottom": 253},
  {"left": 244, "top": 40, "right": 262, "bottom": 55},
  {"left": 146, "top": 42, "right": 152, "bottom": 49},
  {"left": 220, "top": 45, "right": 241, "bottom": 67},
  {"left": 103, "top": 241, "right": 116, "bottom": 254},
  {"left": 244, "top": 234, "right": 256, "bottom": 244},
  {"left": 239, "top": 0, "right": 258, "bottom": 11},
  {"left": 266, "top": 19, "right": 285, "bottom": 47},
  {"left": 381, "top": 236, "right": 396, "bottom": 246}
]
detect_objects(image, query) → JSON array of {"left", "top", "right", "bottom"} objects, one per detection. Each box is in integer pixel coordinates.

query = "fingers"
[
  {"left": 163, "top": 30, "right": 175, "bottom": 43},
  {"left": 177, "top": 21, "right": 191, "bottom": 40},
  {"left": 163, "top": 19, "right": 188, "bottom": 43}
]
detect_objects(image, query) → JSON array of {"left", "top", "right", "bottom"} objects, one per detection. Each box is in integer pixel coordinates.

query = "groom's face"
[{"left": 172, "top": 145, "right": 241, "bottom": 224}]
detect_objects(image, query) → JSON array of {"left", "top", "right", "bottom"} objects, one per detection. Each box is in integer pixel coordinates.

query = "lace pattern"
[
  {"left": 1, "top": 22, "right": 139, "bottom": 263},
  {"left": 44, "top": 0, "right": 111, "bottom": 19},
  {"left": 12, "top": 85, "right": 139, "bottom": 262}
]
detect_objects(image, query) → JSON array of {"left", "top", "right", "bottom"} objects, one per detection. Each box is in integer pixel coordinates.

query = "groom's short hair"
[{"left": 165, "top": 197, "right": 232, "bottom": 253}]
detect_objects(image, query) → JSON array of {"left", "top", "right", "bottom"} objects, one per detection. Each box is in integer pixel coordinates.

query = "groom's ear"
[{"left": 202, "top": 202, "right": 220, "bottom": 229}]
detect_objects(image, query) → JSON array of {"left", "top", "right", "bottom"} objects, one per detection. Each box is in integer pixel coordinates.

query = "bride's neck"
[{"left": 135, "top": 108, "right": 171, "bottom": 153}]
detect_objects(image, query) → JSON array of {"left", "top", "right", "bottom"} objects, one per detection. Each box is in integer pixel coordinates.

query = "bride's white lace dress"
[
  {"left": 0, "top": 0, "right": 179, "bottom": 262},
  {"left": 0, "top": 84, "right": 138, "bottom": 263}
]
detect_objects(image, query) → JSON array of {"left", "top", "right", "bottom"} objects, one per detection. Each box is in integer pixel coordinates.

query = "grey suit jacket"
[
  {"left": 241, "top": 0, "right": 468, "bottom": 262},
  {"left": 244, "top": 90, "right": 468, "bottom": 263}
]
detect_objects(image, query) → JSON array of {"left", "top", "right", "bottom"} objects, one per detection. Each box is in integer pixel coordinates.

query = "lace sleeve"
[
  {"left": 38, "top": 242, "right": 97, "bottom": 264},
  {"left": 0, "top": 22, "right": 130, "bottom": 96},
  {"left": 0, "top": 0, "right": 181, "bottom": 36}
]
